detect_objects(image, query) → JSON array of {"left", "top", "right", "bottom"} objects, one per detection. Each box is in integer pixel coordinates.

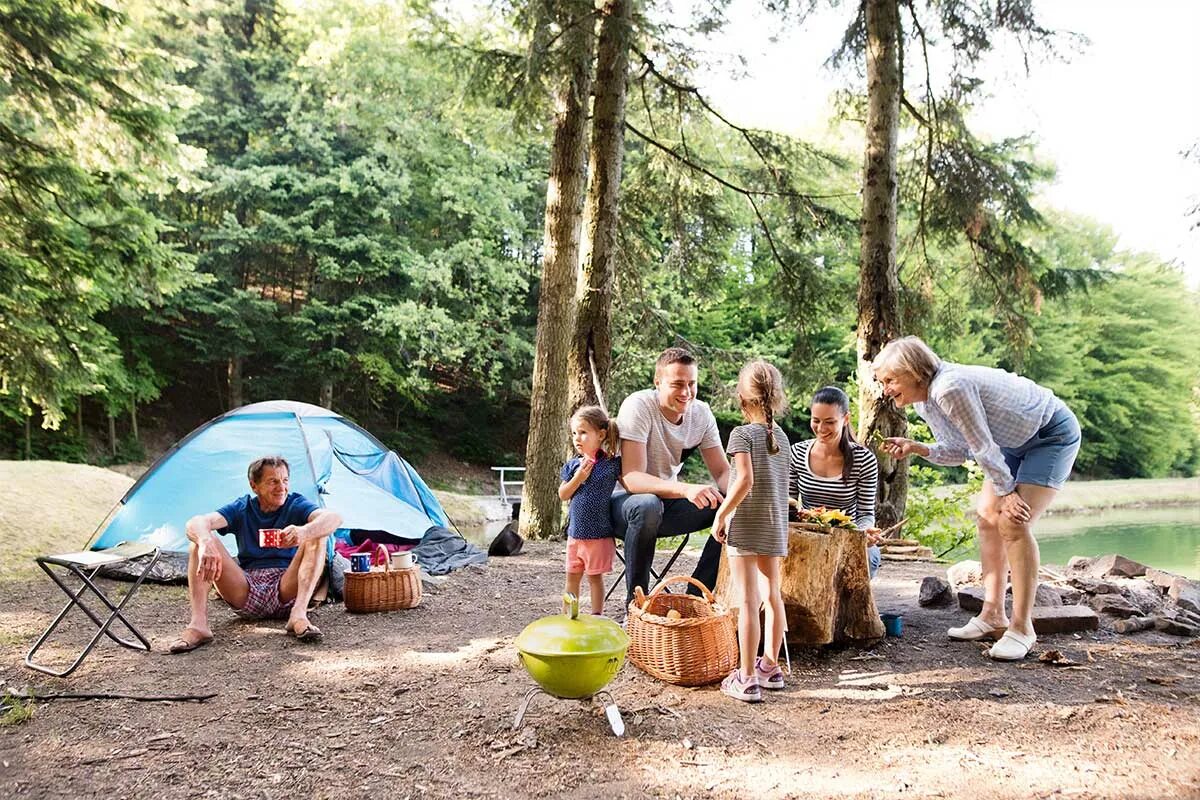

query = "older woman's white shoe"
[
  {"left": 947, "top": 616, "right": 1005, "bottom": 641},
  {"left": 988, "top": 630, "right": 1036, "bottom": 661}
]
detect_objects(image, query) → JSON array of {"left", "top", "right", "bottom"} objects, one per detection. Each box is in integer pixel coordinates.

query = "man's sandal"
[
  {"left": 167, "top": 627, "right": 213, "bottom": 654},
  {"left": 287, "top": 620, "right": 323, "bottom": 643},
  {"left": 947, "top": 616, "right": 1006, "bottom": 641},
  {"left": 988, "top": 630, "right": 1036, "bottom": 661}
]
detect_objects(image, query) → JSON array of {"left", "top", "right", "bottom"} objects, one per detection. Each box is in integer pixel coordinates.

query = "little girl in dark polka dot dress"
[{"left": 558, "top": 406, "right": 624, "bottom": 615}]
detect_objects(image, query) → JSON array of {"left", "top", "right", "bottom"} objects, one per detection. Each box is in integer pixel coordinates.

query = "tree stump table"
[{"left": 715, "top": 522, "right": 885, "bottom": 644}]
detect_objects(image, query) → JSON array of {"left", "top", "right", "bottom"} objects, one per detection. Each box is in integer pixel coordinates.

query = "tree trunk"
[
  {"left": 24, "top": 414, "right": 32, "bottom": 460},
  {"left": 130, "top": 398, "right": 139, "bottom": 443},
  {"left": 519, "top": 0, "right": 595, "bottom": 541},
  {"left": 320, "top": 331, "right": 336, "bottom": 408},
  {"left": 856, "top": 0, "right": 908, "bottom": 528},
  {"left": 568, "top": 0, "right": 632, "bottom": 414},
  {"left": 228, "top": 355, "right": 244, "bottom": 410},
  {"left": 76, "top": 396, "right": 83, "bottom": 439},
  {"left": 108, "top": 413, "right": 117, "bottom": 458}
]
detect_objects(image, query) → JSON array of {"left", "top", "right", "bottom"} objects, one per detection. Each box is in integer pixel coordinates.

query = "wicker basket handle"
[
  {"left": 642, "top": 575, "right": 715, "bottom": 609},
  {"left": 375, "top": 544, "right": 391, "bottom": 571}
]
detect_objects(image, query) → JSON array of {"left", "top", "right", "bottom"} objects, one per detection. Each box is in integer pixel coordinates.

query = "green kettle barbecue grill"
[{"left": 513, "top": 593, "right": 629, "bottom": 735}]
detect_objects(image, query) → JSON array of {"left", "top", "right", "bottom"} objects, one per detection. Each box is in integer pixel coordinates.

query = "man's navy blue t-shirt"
[
  {"left": 216, "top": 492, "right": 320, "bottom": 570},
  {"left": 559, "top": 453, "right": 622, "bottom": 540}
]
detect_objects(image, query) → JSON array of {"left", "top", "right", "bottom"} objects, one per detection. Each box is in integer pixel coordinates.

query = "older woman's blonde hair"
[{"left": 872, "top": 336, "right": 941, "bottom": 387}]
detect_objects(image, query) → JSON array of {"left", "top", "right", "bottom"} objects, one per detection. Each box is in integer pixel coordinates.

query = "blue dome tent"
[{"left": 90, "top": 402, "right": 479, "bottom": 573}]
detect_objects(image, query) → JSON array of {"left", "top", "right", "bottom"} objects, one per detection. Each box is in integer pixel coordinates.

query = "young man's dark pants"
[{"left": 610, "top": 493, "right": 719, "bottom": 608}]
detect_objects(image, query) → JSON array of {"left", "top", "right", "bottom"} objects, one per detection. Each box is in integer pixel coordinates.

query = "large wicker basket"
[
  {"left": 344, "top": 545, "right": 421, "bottom": 613},
  {"left": 626, "top": 575, "right": 737, "bottom": 686}
]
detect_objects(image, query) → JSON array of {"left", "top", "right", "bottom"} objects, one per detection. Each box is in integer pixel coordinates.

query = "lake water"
[
  {"left": 1018, "top": 505, "right": 1200, "bottom": 578},
  {"left": 468, "top": 505, "right": 1200, "bottom": 579}
]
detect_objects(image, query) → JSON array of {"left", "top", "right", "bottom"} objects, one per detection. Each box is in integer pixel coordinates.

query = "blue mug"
[
  {"left": 350, "top": 553, "right": 371, "bottom": 573},
  {"left": 880, "top": 613, "right": 903, "bottom": 637}
]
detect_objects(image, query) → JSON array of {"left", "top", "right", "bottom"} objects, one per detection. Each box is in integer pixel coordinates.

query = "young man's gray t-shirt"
[{"left": 616, "top": 389, "right": 722, "bottom": 482}]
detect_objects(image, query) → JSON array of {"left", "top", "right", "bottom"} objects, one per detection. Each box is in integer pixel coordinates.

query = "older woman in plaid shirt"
[{"left": 874, "top": 337, "right": 1081, "bottom": 661}]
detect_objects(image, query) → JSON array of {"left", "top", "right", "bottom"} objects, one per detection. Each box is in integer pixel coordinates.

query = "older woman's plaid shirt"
[{"left": 915, "top": 363, "right": 1062, "bottom": 495}]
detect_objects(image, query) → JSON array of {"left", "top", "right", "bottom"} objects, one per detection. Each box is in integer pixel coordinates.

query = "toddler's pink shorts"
[{"left": 565, "top": 538, "right": 615, "bottom": 575}]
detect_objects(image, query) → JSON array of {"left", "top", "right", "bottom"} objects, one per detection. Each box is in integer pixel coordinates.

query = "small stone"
[
  {"left": 1085, "top": 554, "right": 1149, "bottom": 579},
  {"left": 1122, "top": 581, "right": 1165, "bottom": 615},
  {"left": 1056, "top": 587, "right": 1084, "bottom": 605},
  {"left": 988, "top": 688, "right": 1010, "bottom": 698},
  {"left": 1034, "top": 583, "right": 1063, "bottom": 608},
  {"left": 1069, "top": 576, "right": 1123, "bottom": 595},
  {"left": 1065, "top": 556, "right": 1093, "bottom": 574},
  {"left": 1089, "top": 593, "right": 1141, "bottom": 619},
  {"left": 1167, "top": 578, "right": 1200, "bottom": 616},
  {"left": 946, "top": 560, "right": 983, "bottom": 589},
  {"left": 1145, "top": 568, "right": 1184, "bottom": 590},
  {"left": 957, "top": 586, "right": 986, "bottom": 614},
  {"left": 1155, "top": 613, "right": 1200, "bottom": 638},
  {"left": 1031, "top": 605, "right": 1100, "bottom": 634},
  {"left": 919, "top": 576, "right": 953, "bottom": 607}
]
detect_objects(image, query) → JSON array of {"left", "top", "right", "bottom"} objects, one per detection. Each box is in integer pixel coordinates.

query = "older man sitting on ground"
[{"left": 168, "top": 455, "right": 342, "bottom": 653}]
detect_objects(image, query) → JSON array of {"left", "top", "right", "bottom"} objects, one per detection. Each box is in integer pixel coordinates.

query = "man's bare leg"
[
  {"left": 173, "top": 540, "right": 248, "bottom": 650},
  {"left": 279, "top": 538, "right": 328, "bottom": 635}
]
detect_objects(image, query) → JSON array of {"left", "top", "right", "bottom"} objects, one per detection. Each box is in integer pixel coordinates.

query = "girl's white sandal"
[
  {"left": 947, "top": 616, "right": 1005, "bottom": 641},
  {"left": 988, "top": 630, "right": 1037, "bottom": 661}
]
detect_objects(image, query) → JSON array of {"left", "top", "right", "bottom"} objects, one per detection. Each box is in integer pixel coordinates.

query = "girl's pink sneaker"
[
  {"left": 720, "top": 669, "right": 762, "bottom": 703},
  {"left": 754, "top": 657, "right": 785, "bottom": 689}
]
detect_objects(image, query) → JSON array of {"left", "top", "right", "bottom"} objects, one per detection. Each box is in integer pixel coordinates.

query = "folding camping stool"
[
  {"left": 605, "top": 533, "right": 691, "bottom": 603},
  {"left": 25, "top": 542, "right": 161, "bottom": 678}
]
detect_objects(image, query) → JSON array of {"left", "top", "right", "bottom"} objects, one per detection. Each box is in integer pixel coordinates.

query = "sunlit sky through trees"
[{"left": 679, "top": 0, "right": 1200, "bottom": 286}]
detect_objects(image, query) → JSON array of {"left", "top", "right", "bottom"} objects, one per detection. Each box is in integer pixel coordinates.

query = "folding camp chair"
[
  {"left": 25, "top": 542, "right": 161, "bottom": 678},
  {"left": 604, "top": 533, "right": 691, "bottom": 603}
]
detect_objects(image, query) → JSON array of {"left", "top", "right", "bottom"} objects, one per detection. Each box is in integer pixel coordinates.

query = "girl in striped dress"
[
  {"left": 712, "top": 360, "right": 791, "bottom": 703},
  {"left": 788, "top": 386, "right": 883, "bottom": 576}
]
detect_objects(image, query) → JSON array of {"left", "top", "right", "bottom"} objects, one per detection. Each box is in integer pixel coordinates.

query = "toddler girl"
[{"left": 558, "top": 406, "right": 623, "bottom": 614}]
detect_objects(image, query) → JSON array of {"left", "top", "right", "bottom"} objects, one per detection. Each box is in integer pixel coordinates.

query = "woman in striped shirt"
[
  {"left": 788, "top": 386, "right": 883, "bottom": 576},
  {"left": 875, "top": 336, "right": 1081, "bottom": 661}
]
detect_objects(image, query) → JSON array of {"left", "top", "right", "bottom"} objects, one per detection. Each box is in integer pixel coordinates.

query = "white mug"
[{"left": 391, "top": 551, "right": 415, "bottom": 570}]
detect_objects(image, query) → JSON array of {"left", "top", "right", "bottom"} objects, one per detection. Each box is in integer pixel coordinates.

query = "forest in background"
[{"left": 3, "top": 0, "right": 1198, "bottom": 496}]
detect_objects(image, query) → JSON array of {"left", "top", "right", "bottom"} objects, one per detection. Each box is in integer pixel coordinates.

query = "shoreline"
[{"left": 1045, "top": 498, "right": 1200, "bottom": 516}]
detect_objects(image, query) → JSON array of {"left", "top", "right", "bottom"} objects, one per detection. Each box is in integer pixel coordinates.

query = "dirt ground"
[{"left": 1, "top": 542, "right": 1199, "bottom": 800}]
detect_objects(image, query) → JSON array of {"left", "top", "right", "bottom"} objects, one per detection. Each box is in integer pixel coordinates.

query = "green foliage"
[
  {"left": 0, "top": 0, "right": 195, "bottom": 427},
  {"left": 151, "top": 0, "right": 541, "bottom": 422},
  {"left": 1024, "top": 233, "right": 1200, "bottom": 477},
  {"left": 905, "top": 463, "right": 984, "bottom": 557}
]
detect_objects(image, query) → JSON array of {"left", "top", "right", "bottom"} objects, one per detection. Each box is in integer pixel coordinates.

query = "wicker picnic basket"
[
  {"left": 626, "top": 575, "right": 737, "bottom": 686},
  {"left": 344, "top": 545, "right": 421, "bottom": 613}
]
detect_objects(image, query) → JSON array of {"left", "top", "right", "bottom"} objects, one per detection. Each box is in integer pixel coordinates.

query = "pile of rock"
[
  {"left": 918, "top": 553, "right": 1200, "bottom": 638},
  {"left": 1063, "top": 554, "right": 1200, "bottom": 637}
]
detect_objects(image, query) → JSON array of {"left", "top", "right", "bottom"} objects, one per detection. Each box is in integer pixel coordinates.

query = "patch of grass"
[
  {"left": 0, "top": 694, "right": 34, "bottom": 727},
  {"left": 0, "top": 629, "right": 30, "bottom": 648},
  {"left": 1051, "top": 478, "right": 1200, "bottom": 513}
]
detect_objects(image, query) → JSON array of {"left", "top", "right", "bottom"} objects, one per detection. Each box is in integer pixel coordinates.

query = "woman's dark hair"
[{"left": 811, "top": 386, "right": 857, "bottom": 483}]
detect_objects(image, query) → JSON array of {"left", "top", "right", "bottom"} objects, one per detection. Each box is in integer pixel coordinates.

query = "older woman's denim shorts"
[{"left": 1000, "top": 404, "right": 1081, "bottom": 490}]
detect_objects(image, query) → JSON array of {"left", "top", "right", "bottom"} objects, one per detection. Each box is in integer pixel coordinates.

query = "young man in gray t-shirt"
[{"left": 611, "top": 347, "right": 730, "bottom": 607}]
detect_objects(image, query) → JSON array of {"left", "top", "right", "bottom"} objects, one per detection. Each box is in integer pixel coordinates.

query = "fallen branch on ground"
[{"left": 6, "top": 690, "right": 218, "bottom": 703}]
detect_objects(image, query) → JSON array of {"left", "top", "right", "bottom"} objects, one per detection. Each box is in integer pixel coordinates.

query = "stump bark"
[{"left": 715, "top": 523, "right": 885, "bottom": 644}]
